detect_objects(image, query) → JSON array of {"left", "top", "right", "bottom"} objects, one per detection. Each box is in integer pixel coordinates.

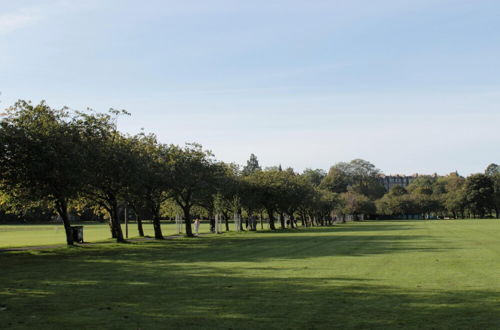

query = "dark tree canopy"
[
  {"left": 0, "top": 101, "right": 86, "bottom": 245},
  {"left": 464, "top": 174, "right": 494, "bottom": 218}
]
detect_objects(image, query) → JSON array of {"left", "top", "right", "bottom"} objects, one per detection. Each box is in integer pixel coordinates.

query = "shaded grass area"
[{"left": 1, "top": 220, "right": 500, "bottom": 329}]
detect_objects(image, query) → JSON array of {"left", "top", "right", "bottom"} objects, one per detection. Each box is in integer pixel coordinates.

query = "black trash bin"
[{"left": 71, "top": 226, "right": 84, "bottom": 243}]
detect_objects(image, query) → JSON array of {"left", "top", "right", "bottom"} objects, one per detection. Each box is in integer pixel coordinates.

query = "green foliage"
[
  {"left": 0, "top": 101, "right": 89, "bottom": 243},
  {"left": 2, "top": 99, "right": 500, "bottom": 243},
  {"left": 485, "top": 163, "right": 500, "bottom": 177},
  {"left": 492, "top": 173, "right": 500, "bottom": 217},
  {"left": 321, "top": 159, "right": 385, "bottom": 199},
  {"left": 406, "top": 175, "right": 437, "bottom": 195},
  {"left": 341, "top": 191, "right": 375, "bottom": 216},
  {"left": 241, "top": 153, "right": 261, "bottom": 176},
  {"left": 464, "top": 174, "right": 494, "bottom": 218},
  {"left": 320, "top": 167, "right": 349, "bottom": 193},
  {"left": 166, "top": 143, "right": 220, "bottom": 236},
  {"left": 376, "top": 186, "right": 414, "bottom": 216},
  {"left": 302, "top": 168, "right": 326, "bottom": 187},
  {"left": 434, "top": 174, "right": 466, "bottom": 218},
  {"left": 78, "top": 112, "right": 137, "bottom": 242}
]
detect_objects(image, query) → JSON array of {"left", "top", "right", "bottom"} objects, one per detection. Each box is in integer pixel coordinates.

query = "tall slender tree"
[{"left": 242, "top": 153, "right": 262, "bottom": 176}]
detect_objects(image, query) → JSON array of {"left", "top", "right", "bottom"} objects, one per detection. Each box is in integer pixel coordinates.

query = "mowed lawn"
[
  {"left": 0, "top": 222, "right": 215, "bottom": 248},
  {"left": 1, "top": 220, "right": 500, "bottom": 329}
]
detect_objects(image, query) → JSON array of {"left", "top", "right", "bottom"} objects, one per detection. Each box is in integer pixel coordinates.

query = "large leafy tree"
[
  {"left": 463, "top": 174, "right": 494, "bottom": 218},
  {"left": 216, "top": 162, "right": 245, "bottom": 231},
  {"left": 77, "top": 110, "right": 134, "bottom": 243},
  {"left": 321, "top": 159, "right": 385, "bottom": 199},
  {"left": 320, "top": 167, "right": 349, "bottom": 193},
  {"left": 126, "top": 133, "right": 170, "bottom": 239},
  {"left": 0, "top": 101, "right": 86, "bottom": 245},
  {"left": 376, "top": 186, "right": 415, "bottom": 218},
  {"left": 491, "top": 173, "right": 500, "bottom": 218},
  {"left": 433, "top": 174, "right": 466, "bottom": 218},
  {"left": 484, "top": 165, "right": 500, "bottom": 218},
  {"left": 341, "top": 191, "right": 375, "bottom": 220},
  {"left": 310, "top": 188, "right": 338, "bottom": 226},
  {"left": 244, "top": 169, "right": 316, "bottom": 229},
  {"left": 244, "top": 170, "right": 281, "bottom": 230},
  {"left": 275, "top": 171, "right": 315, "bottom": 229},
  {"left": 407, "top": 175, "right": 437, "bottom": 195},
  {"left": 302, "top": 169, "right": 326, "bottom": 187},
  {"left": 166, "top": 143, "right": 219, "bottom": 237}
]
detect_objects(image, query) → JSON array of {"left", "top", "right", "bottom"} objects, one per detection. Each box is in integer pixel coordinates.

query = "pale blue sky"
[{"left": 1, "top": 0, "right": 499, "bottom": 175}]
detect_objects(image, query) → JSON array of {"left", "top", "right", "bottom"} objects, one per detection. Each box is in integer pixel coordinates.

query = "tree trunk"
[
  {"left": 136, "top": 214, "right": 144, "bottom": 237},
  {"left": 55, "top": 199, "right": 74, "bottom": 246},
  {"left": 108, "top": 218, "right": 117, "bottom": 238},
  {"left": 111, "top": 202, "right": 125, "bottom": 243},
  {"left": 210, "top": 217, "right": 215, "bottom": 233},
  {"left": 268, "top": 209, "right": 276, "bottom": 230},
  {"left": 61, "top": 212, "right": 74, "bottom": 246},
  {"left": 223, "top": 211, "right": 230, "bottom": 231},
  {"left": 239, "top": 209, "right": 244, "bottom": 231},
  {"left": 279, "top": 212, "right": 285, "bottom": 229},
  {"left": 183, "top": 207, "right": 194, "bottom": 237},
  {"left": 152, "top": 208, "right": 164, "bottom": 240}
]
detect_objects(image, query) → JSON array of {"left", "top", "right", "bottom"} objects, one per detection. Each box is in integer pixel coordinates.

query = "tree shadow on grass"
[
  {"left": 0, "top": 250, "right": 499, "bottom": 330},
  {"left": 0, "top": 228, "right": 453, "bottom": 265}
]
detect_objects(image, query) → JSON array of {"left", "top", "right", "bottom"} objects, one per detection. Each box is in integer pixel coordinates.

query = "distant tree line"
[
  {"left": 1, "top": 101, "right": 499, "bottom": 245},
  {"left": 376, "top": 168, "right": 500, "bottom": 220}
]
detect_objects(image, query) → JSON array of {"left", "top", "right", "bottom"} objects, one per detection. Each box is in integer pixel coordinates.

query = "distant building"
[{"left": 379, "top": 174, "right": 418, "bottom": 191}]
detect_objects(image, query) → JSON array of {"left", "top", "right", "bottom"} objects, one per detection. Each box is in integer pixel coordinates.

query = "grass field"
[
  {"left": 0, "top": 222, "right": 216, "bottom": 248},
  {"left": 1, "top": 220, "right": 500, "bottom": 329}
]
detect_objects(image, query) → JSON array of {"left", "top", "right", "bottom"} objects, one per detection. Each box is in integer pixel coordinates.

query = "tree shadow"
[
  {"left": 1, "top": 225, "right": 452, "bottom": 263},
  {"left": 1, "top": 248, "right": 499, "bottom": 329}
]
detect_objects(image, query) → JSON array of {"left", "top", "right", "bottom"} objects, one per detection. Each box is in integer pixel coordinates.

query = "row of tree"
[
  {"left": 0, "top": 101, "right": 338, "bottom": 245},
  {"left": 376, "top": 169, "right": 500, "bottom": 219},
  {"left": 1, "top": 101, "right": 499, "bottom": 246}
]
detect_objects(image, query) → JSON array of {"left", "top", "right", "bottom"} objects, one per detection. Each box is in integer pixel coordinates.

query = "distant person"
[{"left": 194, "top": 219, "right": 201, "bottom": 236}]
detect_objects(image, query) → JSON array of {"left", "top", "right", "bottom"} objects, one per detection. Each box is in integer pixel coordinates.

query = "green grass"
[
  {"left": 0, "top": 222, "right": 215, "bottom": 248},
  {"left": 1, "top": 220, "right": 500, "bottom": 329}
]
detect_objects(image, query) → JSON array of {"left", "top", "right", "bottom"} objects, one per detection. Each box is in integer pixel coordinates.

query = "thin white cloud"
[
  {"left": 0, "top": 10, "right": 39, "bottom": 35},
  {"left": 0, "top": 0, "right": 101, "bottom": 35}
]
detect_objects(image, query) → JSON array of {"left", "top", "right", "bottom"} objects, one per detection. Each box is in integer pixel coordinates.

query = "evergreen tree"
[{"left": 242, "top": 153, "right": 262, "bottom": 176}]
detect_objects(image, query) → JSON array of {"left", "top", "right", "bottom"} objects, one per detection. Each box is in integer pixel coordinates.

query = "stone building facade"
[{"left": 379, "top": 174, "right": 418, "bottom": 191}]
